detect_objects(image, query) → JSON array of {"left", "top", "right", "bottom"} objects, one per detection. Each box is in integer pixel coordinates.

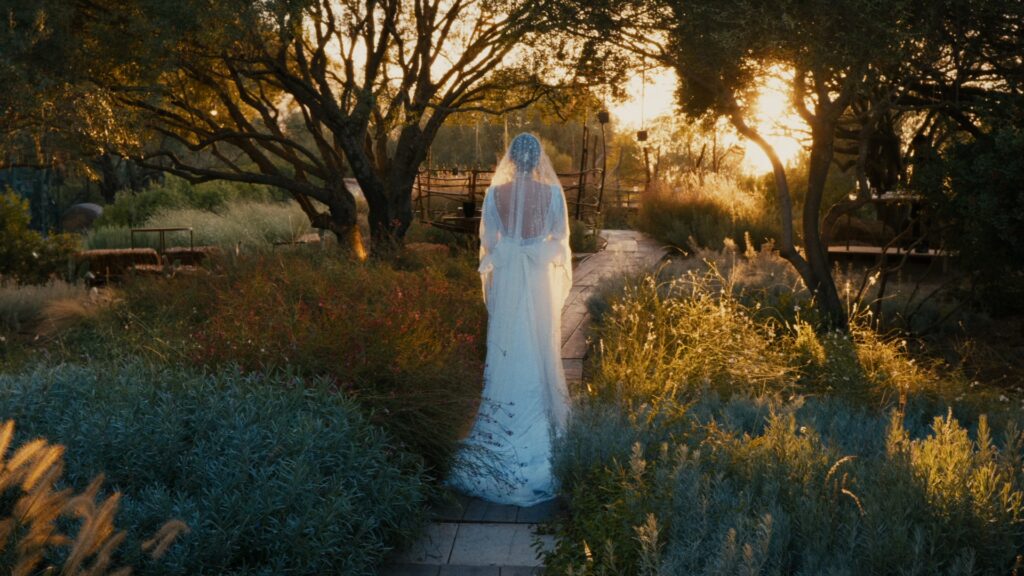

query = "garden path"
[{"left": 381, "top": 230, "right": 666, "bottom": 576}]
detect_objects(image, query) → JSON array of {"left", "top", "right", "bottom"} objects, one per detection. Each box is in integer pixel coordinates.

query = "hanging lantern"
[{"left": 637, "top": 58, "right": 648, "bottom": 143}]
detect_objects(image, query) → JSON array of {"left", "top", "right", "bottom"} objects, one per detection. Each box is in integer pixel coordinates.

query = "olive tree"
[{"left": 70, "top": 0, "right": 576, "bottom": 252}]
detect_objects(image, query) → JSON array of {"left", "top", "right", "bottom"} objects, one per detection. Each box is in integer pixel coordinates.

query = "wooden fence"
[{"left": 414, "top": 168, "right": 608, "bottom": 229}]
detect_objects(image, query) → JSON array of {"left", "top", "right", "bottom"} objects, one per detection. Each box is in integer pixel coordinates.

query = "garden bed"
[
  {"left": 547, "top": 247, "right": 1024, "bottom": 575},
  {"left": 0, "top": 363, "right": 429, "bottom": 575}
]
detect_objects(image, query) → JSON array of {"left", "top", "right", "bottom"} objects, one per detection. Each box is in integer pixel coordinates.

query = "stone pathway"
[{"left": 381, "top": 230, "right": 665, "bottom": 576}]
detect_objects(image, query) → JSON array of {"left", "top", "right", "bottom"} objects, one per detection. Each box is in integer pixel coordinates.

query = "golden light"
[
  {"left": 739, "top": 68, "right": 808, "bottom": 175},
  {"left": 609, "top": 68, "right": 676, "bottom": 130},
  {"left": 610, "top": 65, "right": 807, "bottom": 175}
]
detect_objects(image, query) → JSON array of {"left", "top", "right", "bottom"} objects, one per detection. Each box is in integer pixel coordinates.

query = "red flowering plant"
[{"left": 95, "top": 249, "right": 487, "bottom": 475}]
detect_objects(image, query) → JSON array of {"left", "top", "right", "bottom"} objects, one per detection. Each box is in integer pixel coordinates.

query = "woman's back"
[
  {"left": 446, "top": 133, "right": 571, "bottom": 506},
  {"left": 490, "top": 179, "right": 553, "bottom": 241}
]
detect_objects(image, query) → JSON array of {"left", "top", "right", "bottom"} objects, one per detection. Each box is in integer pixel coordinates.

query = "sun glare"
[
  {"left": 740, "top": 70, "right": 808, "bottom": 174},
  {"left": 610, "top": 66, "right": 807, "bottom": 175},
  {"left": 609, "top": 68, "right": 677, "bottom": 130}
]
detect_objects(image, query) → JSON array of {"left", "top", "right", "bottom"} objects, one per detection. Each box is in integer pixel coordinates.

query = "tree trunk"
[
  {"left": 362, "top": 124, "right": 431, "bottom": 252},
  {"left": 364, "top": 185, "right": 397, "bottom": 251},
  {"left": 730, "top": 108, "right": 849, "bottom": 331},
  {"left": 325, "top": 189, "right": 362, "bottom": 252},
  {"left": 298, "top": 179, "right": 366, "bottom": 258},
  {"left": 338, "top": 122, "right": 426, "bottom": 254},
  {"left": 96, "top": 154, "right": 121, "bottom": 203},
  {"left": 804, "top": 135, "right": 849, "bottom": 331},
  {"left": 363, "top": 171, "right": 416, "bottom": 251}
]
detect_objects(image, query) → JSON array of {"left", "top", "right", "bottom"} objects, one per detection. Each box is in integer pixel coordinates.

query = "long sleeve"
[
  {"left": 548, "top": 185, "right": 573, "bottom": 307},
  {"left": 478, "top": 188, "right": 499, "bottom": 306}
]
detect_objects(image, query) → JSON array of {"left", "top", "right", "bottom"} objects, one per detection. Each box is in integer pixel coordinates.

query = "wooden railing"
[
  {"left": 604, "top": 187, "right": 643, "bottom": 211},
  {"left": 414, "top": 168, "right": 606, "bottom": 232}
]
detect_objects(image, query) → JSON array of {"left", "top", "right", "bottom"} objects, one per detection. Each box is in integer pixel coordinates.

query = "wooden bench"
[{"left": 75, "top": 248, "right": 162, "bottom": 283}]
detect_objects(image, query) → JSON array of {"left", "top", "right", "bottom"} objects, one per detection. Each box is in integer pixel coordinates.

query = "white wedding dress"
[{"left": 448, "top": 135, "right": 572, "bottom": 506}]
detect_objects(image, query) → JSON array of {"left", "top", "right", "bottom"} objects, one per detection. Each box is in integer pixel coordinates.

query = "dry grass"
[
  {"left": 637, "top": 175, "right": 779, "bottom": 253},
  {"left": 0, "top": 280, "right": 92, "bottom": 335},
  {"left": 0, "top": 419, "right": 188, "bottom": 575},
  {"left": 86, "top": 201, "right": 315, "bottom": 252},
  {"left": 36, "top": 297, "right": 110, "bottom": 339}
]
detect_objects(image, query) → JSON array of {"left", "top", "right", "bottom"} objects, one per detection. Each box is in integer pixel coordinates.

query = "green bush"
[
  {"left": 553, "top": 396, "right": 1024, "bottom": 575},
  {"left": 83, "top": 225, "right": 139, "bottom": 250},
  {"left": 586, "top": 248, "right": 983, "bottom": 410},
  {"left": 570, "top": 218, "right": 599, "bottom": 253},
  {"left": 145, "top": 202, "right": 313, "bottom": 250},
  {"left": 0, "top": 363, "right": 430, "bottom": 576},
  {"left": 0, "top": 190, "right": 81, "bottom": 284},
  {"left": 95, "top": 176, "right": 288, "bottom": 228},
  {"left": 600, "top": 205, "right": 637, "bottom": 230}
]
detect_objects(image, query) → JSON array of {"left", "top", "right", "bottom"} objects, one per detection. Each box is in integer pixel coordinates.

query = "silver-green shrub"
[
  {"left": 0, "top": 363, "right": 429, "bottom": 575},
  {"left": 552, "top": 260, "right": 1024, "bottom": 575},
  {"left": 95, "top": 176, "right": 288, "bottom": 228},
  {"left": 554, "top": 393, "right": 1024, "bottom": 575}
]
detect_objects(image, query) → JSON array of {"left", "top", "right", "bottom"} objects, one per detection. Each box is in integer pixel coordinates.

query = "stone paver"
[
  {"left": 562, "top": 358, "right": 583, "bottom": 384},
  {"left": 462, "top": 500, "right": 519, "bottom": 523},
  {"left": 391, "top": 523, "right": 459, "bottom": 564},
  {"left": 448, "top": 524, "right": 553, "bottom": 567},
  {"left": 385, "top": 564, "right": 442, "bottom": 576},
  {"left": 440, "top": 566, "right": 500, "bottom": 576},
  {"left": 561, "top": 325, "right": 589, "bottom": 360},
  {"left": 382, "top": 230, "right": 665, "bottom": 576}
]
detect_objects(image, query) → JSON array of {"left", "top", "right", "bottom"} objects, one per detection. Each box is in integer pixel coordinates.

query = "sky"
[{"left": 609, "top": 67, "right": 806, "bottom": 175}]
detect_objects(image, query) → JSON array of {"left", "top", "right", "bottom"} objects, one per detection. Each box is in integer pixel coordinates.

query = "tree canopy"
[
  {"left": 5, "top": 0, "right": 584, "bottom": 253},
  {"left": 553, "top": 0, "right": 1024, "bottom": 328}
]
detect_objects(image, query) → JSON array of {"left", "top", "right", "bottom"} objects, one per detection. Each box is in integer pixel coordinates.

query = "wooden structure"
[
  {"left": 130, "top": 227, "right": 194, "bottom": 253},
  {"left": 827, "top": 191, "right": 948, "bottom": 270},
  {"left": 414, "top": 168, "right": 606, "bottom": 234},
  {"left": 75, "top": 244, "right": 218, "bottom": 283},
  {"left": 603, "top": 186, "right": 643, "bottom": 211},
  {"left": 75, "top": 248, "right": 162, "bottom": 284}
]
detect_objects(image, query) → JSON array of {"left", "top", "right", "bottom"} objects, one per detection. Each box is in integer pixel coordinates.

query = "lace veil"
[{"left": 486, "top": 133, "right": 564, "bottom": 241}]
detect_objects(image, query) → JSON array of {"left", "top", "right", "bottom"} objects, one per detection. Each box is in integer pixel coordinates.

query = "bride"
[{"left": 447, "top": 133, "right": 572, "bottom": 506}]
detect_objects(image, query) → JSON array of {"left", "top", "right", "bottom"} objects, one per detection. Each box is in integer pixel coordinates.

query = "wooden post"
[
  {"left": 469, "top": 169, "right": 477, "bottom": 206},
  {"left": 421, "top": 170, "right": 430, "bottom": 219},
  {"left": 598, "top": 122, "right": 607, "bottom": 215},
  {"left": 576, "top": 123, "right": 589, "bottom": 220}
]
